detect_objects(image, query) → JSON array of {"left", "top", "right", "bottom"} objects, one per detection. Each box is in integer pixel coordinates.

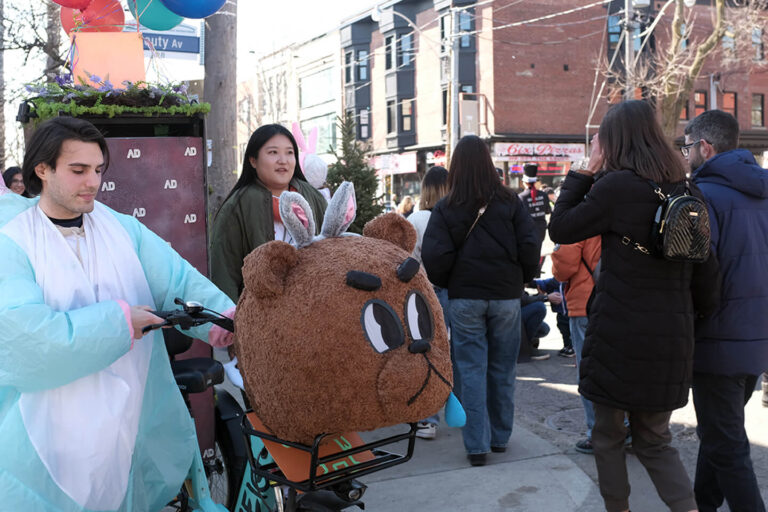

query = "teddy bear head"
[{"left": 234, "top": 183, "right": 453, "bottom": 445}]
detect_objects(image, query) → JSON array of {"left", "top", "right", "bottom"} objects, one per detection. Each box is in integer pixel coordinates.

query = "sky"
[{"left": 238, "top": 0, "right": 377, "bottom": 59}]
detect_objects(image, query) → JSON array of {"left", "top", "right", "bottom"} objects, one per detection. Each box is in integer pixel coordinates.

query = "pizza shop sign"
[{"left": 493, "top": 142, "right": 585, "bottom": 162}]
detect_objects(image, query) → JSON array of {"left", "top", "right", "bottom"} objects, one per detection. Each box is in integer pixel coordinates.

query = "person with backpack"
[
  {"left": 549, "top": 100, "right": 720, "bottom": 512},
  {"left": 683, "top": 109, "right": 768, "bottom": 512}
]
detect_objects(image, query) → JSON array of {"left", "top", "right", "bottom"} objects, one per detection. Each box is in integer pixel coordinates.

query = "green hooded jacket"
[{"left": 210, "top": 177, "right": 327, "bottom": 302}]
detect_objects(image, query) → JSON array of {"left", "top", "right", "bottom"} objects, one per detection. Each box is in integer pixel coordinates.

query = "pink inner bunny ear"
[
  {"left": 344, "top": 195, "right": 356, "bottom": 225},
  {"left": 292, "top": 203, "right": 310, "bottom": 228},
  {"left": 308, "top": 127, "right": 319, "bottom": 153},
  {"left": 291, "top": 122, "right": 308, "bottom": 151}
]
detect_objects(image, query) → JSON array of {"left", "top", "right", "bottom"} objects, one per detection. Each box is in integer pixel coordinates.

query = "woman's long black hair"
[
  {"left": 444, "top": 135, "right": 513, "bottom": 208},
  {"left": 220, "top": 124, "right": 307, "bottom": 207}
]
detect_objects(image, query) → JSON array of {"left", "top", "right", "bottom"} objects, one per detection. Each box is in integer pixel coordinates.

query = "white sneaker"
[{"left": 415, "top": 422, "right": 437, "bottom": 440}]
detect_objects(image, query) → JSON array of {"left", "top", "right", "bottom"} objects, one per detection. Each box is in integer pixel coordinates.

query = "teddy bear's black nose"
[{"left": 408, "top": 340, "right": 431, "bottom": 354}]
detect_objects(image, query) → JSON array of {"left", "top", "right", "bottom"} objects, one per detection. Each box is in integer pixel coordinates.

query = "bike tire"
[{"left": 208, "top": 413, "right": 238, "bottom": 510}]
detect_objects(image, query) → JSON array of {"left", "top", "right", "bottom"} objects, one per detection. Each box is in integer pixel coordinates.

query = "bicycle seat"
[{"left": 171, "top": 358, "right": 224, "bottom": 394}]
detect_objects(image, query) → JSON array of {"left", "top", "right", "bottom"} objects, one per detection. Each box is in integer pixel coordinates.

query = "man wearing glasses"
[{"left": 683, "top": 109, "right": 768, "bottom": 512}]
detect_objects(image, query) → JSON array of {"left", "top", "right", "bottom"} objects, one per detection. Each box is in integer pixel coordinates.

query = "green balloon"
[{"left": 129, "top": 0, "right": 183, "bottom": 31}]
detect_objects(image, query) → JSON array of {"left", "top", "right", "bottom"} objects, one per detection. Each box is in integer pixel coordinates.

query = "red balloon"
[
  {"left": 54, "top": 0, "right": 92, "bottom": 8},
  {"left": 60, "top": 0, "right": 125, "bottom": 33}
]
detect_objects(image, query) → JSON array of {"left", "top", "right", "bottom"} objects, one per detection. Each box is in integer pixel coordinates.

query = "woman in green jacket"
[{"left": 210, "top": 124, "right": 327, "bottom": 302}]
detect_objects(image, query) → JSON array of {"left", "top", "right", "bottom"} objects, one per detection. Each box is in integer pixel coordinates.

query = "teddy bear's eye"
[
  {"left": 361, "top": 300, "right": 405, "bottom": 353},
  {"left": 404, "top": 291, "right": 434, "bottom": 343}
]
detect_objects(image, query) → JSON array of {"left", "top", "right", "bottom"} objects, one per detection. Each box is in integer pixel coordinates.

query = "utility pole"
[
  {"left": 624, "top": 0, "right": 635, "bottom": 100},
  {"left": 448, "top": 7, "right": 460, "bottom": 164}
]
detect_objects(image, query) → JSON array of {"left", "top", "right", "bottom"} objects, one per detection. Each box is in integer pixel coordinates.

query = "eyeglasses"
[{"left": 680, "top": 139, "right": 705, "bottom": 158}]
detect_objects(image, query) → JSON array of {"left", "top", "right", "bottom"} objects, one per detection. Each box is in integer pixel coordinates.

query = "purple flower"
[
  {"left": 89, "top": 74, "right": 102, "bottom": 84},
  {"left": 97, "top": 79, "right": 115, "bottom": 92},
  {"left": 55, "top": 74, "right": 73, "bottom": 87}
]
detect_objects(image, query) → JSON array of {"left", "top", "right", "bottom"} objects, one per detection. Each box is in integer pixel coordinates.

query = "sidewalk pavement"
[{"left": 358, "top": 307, "right": 768, "bottom": 512}]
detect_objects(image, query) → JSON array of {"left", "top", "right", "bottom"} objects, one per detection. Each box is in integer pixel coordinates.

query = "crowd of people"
[{"left": 0, "top": 101, "right": 766, "bottom": 512}]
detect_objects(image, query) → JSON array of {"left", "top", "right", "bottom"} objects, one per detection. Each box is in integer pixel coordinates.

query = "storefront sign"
[
  {"left": 425, "top": 150, "right": 447, "bottom": 167},
  {"left": 493, "top": 142, "right": 585, "bottom": 162},
  {"left": 372, "top": 151, "right": 417, "bottom": 175}
]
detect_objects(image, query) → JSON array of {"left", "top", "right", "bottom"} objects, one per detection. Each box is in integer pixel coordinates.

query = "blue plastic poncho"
[{"left": 0, "top": 197, "right": 234, "bottom": 511}]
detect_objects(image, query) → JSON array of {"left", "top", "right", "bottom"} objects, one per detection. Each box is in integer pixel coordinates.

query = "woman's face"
[
  {"left": 8, "top": 173, "right": 24, "bottom": 195},
  {"left": 249, "top": 134, "right": 296, "bottom": 195}
]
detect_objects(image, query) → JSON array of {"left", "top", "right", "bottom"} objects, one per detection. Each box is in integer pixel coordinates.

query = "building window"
[
  {"left": 401, "top": 99, "right": 413, "bottom": 132},
  {"left": 679, "top": 100, "right": 689, "bottom": 121},
  {"left": 440, "top": 15, "right": 448, "bottom": 54},
  {"left": 357, "top": 50, "right": 369, "bottom": 81},
  {"left": 344, "top": 52, "right": 353, "bottom": 84},
  {"left": 694, "top": 90, "right": 707, "bottom": 117},
  {"left": 752, "top": 94, "right": 764, "bottom": 127},
  {"left": 385, "top": 36, "right": 394, "bottom": 70},
  {"left": 722, "top": 25, "right": 735, "bottom": 56},
  {"left": 722, "top": 92, "right": 737, "bottom": 119},
  {"left": 300, "top": 113, "right": 338, "bottom": 153},
  {"left": 441, "top": 88, "right": 448, "bottom": 126},
  {"left": 399, "top": 33, "right": 413, "bottom": 67},
  {"left": 608, "top": 15, "right": 621, "bottom": 56},
  {"left": 461, "top": 85, "right": 474, "bottom": 93},
  {"left": 679, "top": 23, "right": 688, "bottom": 50},
  {"left": 299, "top": 68, "right": 334, "bottom": 109},
  {"left": 359, "top": 108, "right": 370, "bottom": 139},
  {"left": 387, "top": 100, "right": 396, "bottom": 133},
  {"left": 753, "top": 27, "right": 764, "bottom": 61},
  {"left": 459, "top": 10, "right": 472, "bottom": 48}
]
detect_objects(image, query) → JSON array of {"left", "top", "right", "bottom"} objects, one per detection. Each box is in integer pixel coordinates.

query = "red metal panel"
[
  {"left": 98, "top": 137, "right": 208, "bottom": 275},
  {"left": 97, "top": 136, "right": 216, "bottom": 458}
]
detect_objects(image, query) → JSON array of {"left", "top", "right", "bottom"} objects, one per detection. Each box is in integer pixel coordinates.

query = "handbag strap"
[{"left": 464, "top": 205, "right": 487, "bottom": 241}]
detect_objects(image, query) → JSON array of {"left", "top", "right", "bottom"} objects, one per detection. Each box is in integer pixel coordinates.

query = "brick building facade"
[
  {"left": 241, "top": 1, "right": 768, "bottom": 203},
  {"left": 337, "top": 0, "right": 768, "bottom": 202}
]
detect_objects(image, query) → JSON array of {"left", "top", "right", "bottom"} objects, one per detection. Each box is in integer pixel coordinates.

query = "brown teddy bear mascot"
[{"left": 234, "top": 182, "right": 464, "bottom": 445}]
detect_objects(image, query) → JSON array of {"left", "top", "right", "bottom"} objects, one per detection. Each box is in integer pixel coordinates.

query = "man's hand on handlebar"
[{"left": 130, "top": 305, "right": 164, "bottom": 339}]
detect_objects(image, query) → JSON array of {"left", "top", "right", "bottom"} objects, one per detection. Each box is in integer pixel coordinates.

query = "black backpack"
[{"left": 623, "top": 179, "right": 711, "bottom": 263}]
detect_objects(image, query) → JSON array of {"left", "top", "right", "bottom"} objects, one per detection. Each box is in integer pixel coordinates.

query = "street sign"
[{"left": 142, "top": 32, "right": 200, "bottom": 54}]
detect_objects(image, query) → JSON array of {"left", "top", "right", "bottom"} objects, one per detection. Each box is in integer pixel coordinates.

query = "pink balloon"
[
  {"left": 60, "top": 0, "right": 125, "bottom": 33},
  {"left": 54, "top": 0, "right": 92, "bottom": 9}
]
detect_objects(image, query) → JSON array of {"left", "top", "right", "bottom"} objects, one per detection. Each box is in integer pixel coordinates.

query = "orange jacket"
[{"left": 551, "top": 235, "right": 601, "bottom": 317}]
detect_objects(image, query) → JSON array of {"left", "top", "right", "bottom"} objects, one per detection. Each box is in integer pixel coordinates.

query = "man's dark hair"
[
  {"left": 22, "top": 117, "right": 110, "bottom": 197},
  {"left": 684, "top": 109, "right": 739, "bottom": 154}
]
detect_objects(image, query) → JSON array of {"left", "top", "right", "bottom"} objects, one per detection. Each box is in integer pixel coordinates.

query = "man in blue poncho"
[{"left": 0, "top": 117, "right": 235, "bottom": 511}]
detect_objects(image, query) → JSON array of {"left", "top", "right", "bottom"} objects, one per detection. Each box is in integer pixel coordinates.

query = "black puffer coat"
[
  {"left": 422, "top": 192, "right": 540, "bottom": 300},
  {"left": 549, "top": 170, "right": 720, "bottom": 411}
]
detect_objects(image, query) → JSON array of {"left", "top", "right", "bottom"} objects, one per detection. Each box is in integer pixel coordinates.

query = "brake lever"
[{"left": 142, "top": 320, "right": 170, "bottom": 334}]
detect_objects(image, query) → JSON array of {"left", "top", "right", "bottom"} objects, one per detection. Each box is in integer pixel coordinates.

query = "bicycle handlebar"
[{"left": 141, "top": 298, "right": 234, "bottom": 334}]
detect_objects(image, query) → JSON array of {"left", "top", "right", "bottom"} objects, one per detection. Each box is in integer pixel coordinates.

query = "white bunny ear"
[
  {"left": 321, "top": 181, "right": 356, "bottom": 238},
  {"left": 279, "top": 191, "right": 316, "bottom": 248}
]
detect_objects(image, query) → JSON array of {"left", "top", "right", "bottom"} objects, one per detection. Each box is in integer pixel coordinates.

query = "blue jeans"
[
  {"left": 423, "top": 285, "right": 451, "bottom": 425},
  {"left": 570, "top": 316, "right": 595, "bottom": 438},
  {"left": 450, "top": 298, "right": 521, "bottom": 454},
  {"left": 522, "top": 301, "right": 548, "bottom": 341}
]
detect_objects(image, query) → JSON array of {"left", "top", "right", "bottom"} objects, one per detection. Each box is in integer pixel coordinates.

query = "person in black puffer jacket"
[
  {"left": 549, "top": 100, "right": 720, "bottom": 512},
  {"left": 422, "top": 135, "right": 539, "bottom": 467}
]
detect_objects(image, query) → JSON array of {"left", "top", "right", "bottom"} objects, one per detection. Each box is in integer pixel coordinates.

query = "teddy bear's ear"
[
  {"left": 321, "top": 181, "right": 356, "bottom": 238},
  {"left": 363, "top": 212, "right": 417, "bottom": 253},
  {"left": 242, "top": 241, "right": 299, "bottom": 298},
  {"left": 279, "top": 191, "right": 316, "bottom": 248}
]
